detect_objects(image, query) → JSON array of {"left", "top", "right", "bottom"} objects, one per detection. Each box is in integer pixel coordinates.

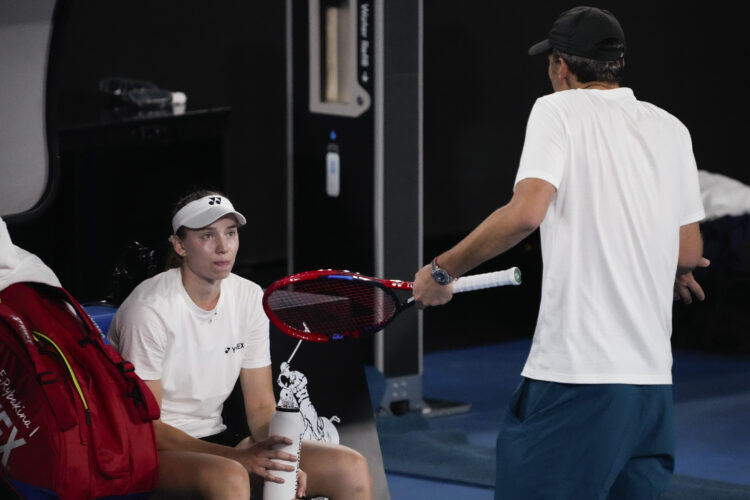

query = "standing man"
[{"left": 413, "top": 6, "right": 708, "bottom": 499}]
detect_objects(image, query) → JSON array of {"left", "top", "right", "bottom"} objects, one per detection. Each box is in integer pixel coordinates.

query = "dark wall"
[
  {"left": 53, "top": 0, "right": 287, "bottom": 275},
  {"left": 9, "top": 0, "right": 288, "bottom": 299}
]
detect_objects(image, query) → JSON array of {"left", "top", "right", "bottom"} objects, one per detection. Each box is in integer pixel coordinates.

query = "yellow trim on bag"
[{"left": 32, "top": 330, "right": 89, "bottom": 411}]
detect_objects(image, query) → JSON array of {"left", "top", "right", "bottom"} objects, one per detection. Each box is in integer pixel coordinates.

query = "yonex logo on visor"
[{"left": 171, "top": 195, "right": 247, "bottom": 233}]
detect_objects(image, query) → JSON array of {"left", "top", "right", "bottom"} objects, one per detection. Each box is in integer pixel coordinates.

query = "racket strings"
[{"left": 265, "top": 279, "right": 398, "bottom": 337}]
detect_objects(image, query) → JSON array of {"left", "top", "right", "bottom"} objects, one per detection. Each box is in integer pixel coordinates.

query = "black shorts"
[
  {"left": 495, "top": 379, "right": 674, "bottom": 499},
  {"left": 199, "top": 428, "right": 248, "bottom": 447}
]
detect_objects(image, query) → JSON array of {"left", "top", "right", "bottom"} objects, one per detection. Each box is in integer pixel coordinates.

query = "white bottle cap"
[{"left": 171, "top": 91, "right": 187, "bottom": 105}]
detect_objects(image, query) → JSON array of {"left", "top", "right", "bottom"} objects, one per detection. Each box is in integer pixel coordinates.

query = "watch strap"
[{"left": 431, "top": 257, "right": 457, "bottom": 284}]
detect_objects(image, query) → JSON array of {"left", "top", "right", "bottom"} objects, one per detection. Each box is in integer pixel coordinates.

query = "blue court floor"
[{"left": 379, "top": 340, "right": 750, "bottom": 499}]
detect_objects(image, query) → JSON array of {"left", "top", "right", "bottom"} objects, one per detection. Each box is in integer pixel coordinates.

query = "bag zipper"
[{"left": 32, "top": 330, "right": 91, "bottom": 425}]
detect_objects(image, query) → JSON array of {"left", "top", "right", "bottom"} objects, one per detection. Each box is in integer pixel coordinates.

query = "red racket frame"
[{"left": 262, "top": 269, "right": 414, "bottom": 342}]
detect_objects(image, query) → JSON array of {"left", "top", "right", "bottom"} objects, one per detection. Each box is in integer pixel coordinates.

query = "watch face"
[{"left": 432, "top": 269, "right": 451, "bottom": 285}]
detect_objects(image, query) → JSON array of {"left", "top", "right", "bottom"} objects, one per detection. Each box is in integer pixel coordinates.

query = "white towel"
[
  {"left": 699, "top": 170, "right": 750, "bottom": 221},
  {"left": 0, "top": 217, "right": 60, "bottom": 291}
]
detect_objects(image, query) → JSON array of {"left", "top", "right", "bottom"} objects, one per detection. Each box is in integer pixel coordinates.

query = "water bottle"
[
  {"left": 98, "top": 77, "right": 187, "bottom": 109},
  {"left": 263, "top": 392, "right": 304, "bottom": 500}
]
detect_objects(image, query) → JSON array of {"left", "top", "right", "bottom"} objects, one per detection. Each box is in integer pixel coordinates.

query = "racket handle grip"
[{"left": 453, "top": 267, "right": 522, "bottom": 293}]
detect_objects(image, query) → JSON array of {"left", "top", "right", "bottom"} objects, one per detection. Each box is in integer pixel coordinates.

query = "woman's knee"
[
  {"left": 302, "top": 442, "right": 373, "bottom": 498},
  {"left": 197, "top": 457, "right": 250, "bottom": 500},
  {"left": 335, "top": 448, "right": 372, "bottom": 493},
  {"left": 155, "top": 451, "right": 250, "bottom": 500}
]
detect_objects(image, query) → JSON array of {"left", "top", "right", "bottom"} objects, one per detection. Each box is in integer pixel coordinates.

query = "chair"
[{"left": 0, "top": 0, "right": 59, "bottom": 221}]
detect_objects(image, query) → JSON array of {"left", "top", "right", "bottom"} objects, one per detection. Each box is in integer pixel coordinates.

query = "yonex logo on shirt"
[{"left": 224, "top": 342, "right": 245, "bottom": 354}]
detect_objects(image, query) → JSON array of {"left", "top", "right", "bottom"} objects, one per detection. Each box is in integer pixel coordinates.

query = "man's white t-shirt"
[
  {"left": 109, "top": 268, "right": 271, "bottom": 437},
  {"left": 515, "top": 87, "right": 705, "bottom": 384}
]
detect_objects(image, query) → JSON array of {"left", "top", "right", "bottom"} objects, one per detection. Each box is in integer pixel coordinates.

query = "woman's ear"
[{"left": 169, "top": 235, "right": 187, "bottom": 257}]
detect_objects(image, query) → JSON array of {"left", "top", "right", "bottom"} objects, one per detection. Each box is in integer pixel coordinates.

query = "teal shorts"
[{"left": 495, "top": 378, "right": 674, "bottom": 500}]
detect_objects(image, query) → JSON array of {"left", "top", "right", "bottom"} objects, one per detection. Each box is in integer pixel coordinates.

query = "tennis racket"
[{"left": 262, "top": 267, "right": 522, "bottom": 342}]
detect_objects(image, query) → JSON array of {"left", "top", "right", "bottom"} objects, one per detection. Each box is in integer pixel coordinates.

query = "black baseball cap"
[{"left": 528, "top": 6, "right": 626, "bottom": 61}]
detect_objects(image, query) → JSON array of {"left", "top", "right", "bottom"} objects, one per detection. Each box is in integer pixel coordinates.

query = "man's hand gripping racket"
[{"left": 262, "top": 268, "right": 522, "bottom": 342}]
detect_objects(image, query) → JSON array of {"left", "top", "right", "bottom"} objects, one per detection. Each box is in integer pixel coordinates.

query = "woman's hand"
[
  {"left": 295, "top": 468, "right": 308, "bottom": 499},
  {"left": 237, "top": 435, "right": 298, "bottom": 483}
]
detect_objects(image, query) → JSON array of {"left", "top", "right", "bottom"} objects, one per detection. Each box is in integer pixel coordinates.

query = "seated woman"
[{"left": 109, "top": 190, "right": 372, "bottom": 499}]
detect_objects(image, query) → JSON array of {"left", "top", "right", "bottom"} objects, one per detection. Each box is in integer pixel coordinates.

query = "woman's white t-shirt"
[{"left": 109, "top": 268, "right": 271, "bottom": 437}]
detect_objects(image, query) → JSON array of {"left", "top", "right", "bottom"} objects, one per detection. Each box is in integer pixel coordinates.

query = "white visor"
[{"left": 171, "top": 195, "right": 247, "bottom": 233}]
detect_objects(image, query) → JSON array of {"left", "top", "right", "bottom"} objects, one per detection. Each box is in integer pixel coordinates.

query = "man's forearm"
[
  {"left": 413, "top": 178, "right": 554, "bottom": 307},
  {"left": 677, "top": 222, "right": 703, "bottom": 274},
  {"left": 438, "top": 203, "right": 539, "bottom": 278},
  {"left": 436, "top": 179, "right": 554, "bottom": 276}
]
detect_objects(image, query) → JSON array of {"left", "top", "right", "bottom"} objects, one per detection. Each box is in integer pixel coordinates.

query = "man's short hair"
[{"left": 552, "top": 39, "right": 625, "bottom": 84}]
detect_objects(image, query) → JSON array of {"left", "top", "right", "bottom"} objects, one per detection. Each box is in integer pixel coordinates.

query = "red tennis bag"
[{"left": 0, "top": 282, "right": 159, "bottom": 499}]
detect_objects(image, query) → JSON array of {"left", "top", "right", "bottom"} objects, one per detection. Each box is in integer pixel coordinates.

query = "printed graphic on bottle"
[{"left": 277, "top": 361, "right": 340, "bottom": 443}]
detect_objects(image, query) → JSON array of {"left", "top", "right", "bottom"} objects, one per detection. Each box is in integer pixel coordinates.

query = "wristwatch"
[{"left": 431, "top": 257, "right": 456, "bottom": 285}]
